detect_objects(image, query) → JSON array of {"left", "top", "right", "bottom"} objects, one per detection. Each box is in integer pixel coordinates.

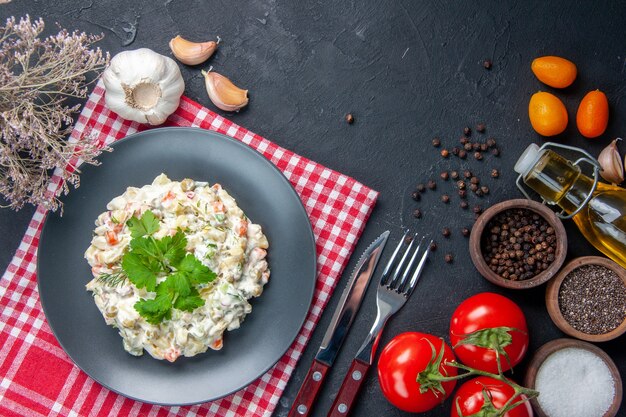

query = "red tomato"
[
  {"left": 450, "top": 293, "right": 529, "bottom": 373},
  {"left": 377, "top": 332, "right": 457, "bottom": 413},
  {"left": 451, "top": 376, "right": 533, "bottom": 417}
]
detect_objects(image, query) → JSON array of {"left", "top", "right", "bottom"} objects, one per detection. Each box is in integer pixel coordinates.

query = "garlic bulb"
[
  {"left": 201, "top": 69, "right": 248, "bottom": 112},
  {"left": 102, "top": 48, "right": 185, "bottom": 125},
  {"left": 169, "top": 35, "right": 219, "bottom": 65},
  {"left": 598, "top": 138, "right": 624, "bottom": 184}
]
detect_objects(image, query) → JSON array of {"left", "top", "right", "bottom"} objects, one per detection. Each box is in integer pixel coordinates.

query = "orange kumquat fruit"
[
  {"left": 528, "top": 91, "right": 569, "bottom": 137},
  {"left": 531, "top": 56, "right": 577, "bottom": 88},
  {"left": 576, "top": 90, "right": 609, "bottom": 138}
]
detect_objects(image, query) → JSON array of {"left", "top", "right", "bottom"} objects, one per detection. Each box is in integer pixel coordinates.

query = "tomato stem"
[
  {"left": 416, "top": 338, "right": 456, "bottom": 396},
  {"left": 416, "top": 340, "right": 539, "bottom": 417},
  {"left": 447, "top": 361, "right": 539, "bottom": 413}
]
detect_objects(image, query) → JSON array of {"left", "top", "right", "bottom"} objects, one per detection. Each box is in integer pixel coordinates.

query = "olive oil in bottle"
[{"left": 515, "top": 144, "right": 626, "bottom": 268}]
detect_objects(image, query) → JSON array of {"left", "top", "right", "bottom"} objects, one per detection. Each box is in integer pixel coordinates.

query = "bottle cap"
[{"left": 514, "top": 143, "right": 542, "bottom": 177}]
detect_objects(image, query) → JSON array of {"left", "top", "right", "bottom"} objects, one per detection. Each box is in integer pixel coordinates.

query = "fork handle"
[{"left": 326, "top": 359, "right": 370, "bottom": 417}]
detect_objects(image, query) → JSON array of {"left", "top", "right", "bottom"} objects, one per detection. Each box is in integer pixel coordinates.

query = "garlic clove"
[
  {"left": 202, "top": 69, "right": 249, "bottom": 112},
  {"left": 169, "top": 35, "right": 219, "bottom": 65},
  {"left": 598, "top": 138, "right": 624, "bottom": 184}
]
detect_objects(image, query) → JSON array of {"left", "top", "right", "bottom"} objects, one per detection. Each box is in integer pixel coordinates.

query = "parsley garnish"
[
  {"left": 121, "top": 210, "right": 216, "bottom": 324},
  {"left": 126, "top": 210, "right": 159, "bottom": 238}
]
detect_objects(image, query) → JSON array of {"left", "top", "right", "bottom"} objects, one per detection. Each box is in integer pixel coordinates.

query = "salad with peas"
[{"left": 84, "top": 174, "right": 269, "bottom": 362}]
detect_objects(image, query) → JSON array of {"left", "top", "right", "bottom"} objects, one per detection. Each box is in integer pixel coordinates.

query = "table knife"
[
  {"left": 326, "top": 234, "right": 431, "bottom": 417},
  {"left": 287, "top": 230, "right": 390, "bottom": 417}
]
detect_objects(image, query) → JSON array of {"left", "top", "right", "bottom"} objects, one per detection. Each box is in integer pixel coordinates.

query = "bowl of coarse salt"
[{"left": 524, "top": 338, "right": 622, "bottom": 417}]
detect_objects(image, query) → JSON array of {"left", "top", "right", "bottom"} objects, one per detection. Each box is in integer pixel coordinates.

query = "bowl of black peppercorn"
[{"left": 469, "top": 199, "right": 568, "bottom": 289}]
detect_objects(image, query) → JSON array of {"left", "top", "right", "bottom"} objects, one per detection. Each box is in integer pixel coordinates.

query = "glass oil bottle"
[{"left": 515, "top": 143, "right": 626, "bottom": 269}]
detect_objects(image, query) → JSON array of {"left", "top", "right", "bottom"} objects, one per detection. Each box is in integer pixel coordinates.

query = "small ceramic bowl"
[
  {"left": 546, "top": 256, "right": 626, "bottom": 342},
  {"left": 469, "top": 199, "right": 567, "bottom": 289},
  {"left": 524, "top": 338, "right": 623, "bottom": 417}
]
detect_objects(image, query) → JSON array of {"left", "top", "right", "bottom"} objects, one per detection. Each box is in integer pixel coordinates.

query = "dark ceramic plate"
[{"left": 37, "top": 127, "right": 316, "bottom": 405}]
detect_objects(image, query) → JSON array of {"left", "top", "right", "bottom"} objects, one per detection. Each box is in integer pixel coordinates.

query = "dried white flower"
[{"left": 0, "top": 15, "right": 110, "bottom": 212}]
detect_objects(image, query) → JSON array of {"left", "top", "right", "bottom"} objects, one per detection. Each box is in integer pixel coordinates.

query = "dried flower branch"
[{"left": 0, "top": 15, "right": 110, "bottom": 212}]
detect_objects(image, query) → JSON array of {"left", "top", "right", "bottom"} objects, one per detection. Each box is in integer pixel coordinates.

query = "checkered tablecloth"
[{"left": 0, "top": 82, "right": 378, "bottom": 417}]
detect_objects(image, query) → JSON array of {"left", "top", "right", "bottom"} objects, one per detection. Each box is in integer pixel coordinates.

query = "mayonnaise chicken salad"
[{"left": 84, "top": 174, "right": 270, "bottom": 362}]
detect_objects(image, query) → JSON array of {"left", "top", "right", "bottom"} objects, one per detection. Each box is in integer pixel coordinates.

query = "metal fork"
[{"left": 327, "top": 231, "right": 432, "bottom": 417}]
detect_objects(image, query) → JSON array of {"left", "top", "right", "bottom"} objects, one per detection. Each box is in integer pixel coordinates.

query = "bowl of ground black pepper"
[
  {"left": 546, "top": 256, "right": 626, "bottom": 342},
  {"left": 469, "top": 199, "right": 567, "bottom": 289}
]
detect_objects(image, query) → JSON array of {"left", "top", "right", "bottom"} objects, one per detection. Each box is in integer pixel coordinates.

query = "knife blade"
[{"left": 287, "top": 230, "right": 389, "bottom": 417}]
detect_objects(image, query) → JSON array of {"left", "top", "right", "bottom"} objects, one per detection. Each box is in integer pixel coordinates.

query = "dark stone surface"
[{"left": 1, "top": 1, "right": 625, "bottom": 416}]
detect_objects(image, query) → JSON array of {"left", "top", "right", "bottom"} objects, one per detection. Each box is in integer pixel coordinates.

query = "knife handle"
[
  {"left": 326, "top": 359, "right": 370, "bottom": 417},
  {"left": 288, "top": 359, "right": 331, "bottom": 417}
]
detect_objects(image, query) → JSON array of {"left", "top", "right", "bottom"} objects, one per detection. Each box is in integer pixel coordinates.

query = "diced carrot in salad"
[
  {"left": 105, "top": 231, "right": 119, "bottom": 245},
  {"left": 237, "top": 221, "right": 248, "bottom": 237}
]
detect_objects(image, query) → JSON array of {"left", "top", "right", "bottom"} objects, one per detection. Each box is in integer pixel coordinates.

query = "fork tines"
[{"left": 380, "top": 230, "right": 432, "bottom": 296}]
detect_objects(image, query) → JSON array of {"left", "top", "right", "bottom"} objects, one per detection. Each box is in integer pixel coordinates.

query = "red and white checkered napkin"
[{"left": 0, "top": 82, "right": 378, "bottom": 417}]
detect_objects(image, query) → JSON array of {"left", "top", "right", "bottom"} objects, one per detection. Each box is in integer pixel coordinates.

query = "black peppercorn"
[
  {"left": 476, "top": 123, "right": 486, "bottom": 133},
  {"left": 464, "top": 143, "right": 473, "bottom": 151},
  {"left": 483, "top": 59, "right": 492, "bottom": 69},
  {"left": 460, "top": 200, "right": 469, "bottom": 209},
  {"left": 474, "top": 151, "right": 483, "bottom": 160},
  {"left": 441, "top": 194, "right": 450, "bottom": 204},
  {"left": 452, "top": 147, "right": 460, "bottom": 156},
  {"left": 480, "top": 186, "right": 489, "bottom": 195},
  {"left": 427, "top": 180, "right": 436, "bottom": 190},
  {"left": 416, "top": 183, "right": 426, "bottom": 192},
  {"left": 429, "top": 241, "right": 437, "bottom": 251},
  {"left": 458, "top": 189, "right": 467, "bottom": 198},
  {"left": 470, "top": 183, "right": 479, "bottom": 192},
  {"left": 457, "top": 180, "right": 466, "bottom": 190},
  {"left": 442, "top": 227, "right": 451, "bottom": 237},
  {"left": 486, "top": 138, "right": 496, "bottom": 148},
  {"left": 473, "top": 205, "right": 482, "bottom": 214},
  {"left": 460, "top": 137, "right": 468, "bottom": 145},
  {"left": 481, "top": 208, "right": 557, "bottom": 281},
  {"left": 345, "top": 113, "right": 354, "bottom": 124},
  {"left": 440, "top": 171, "right": 449, "bottom": 181},
  {"left": 411, "top": 191, "right": 420, "bottom": 201},
  {"left": 463, "top": 170, "right": 472, "bottom": 179},
  {"left": 458, "top": 150, "right": 467, "bottom": 159},
  {"left": 450, "top": 170, "right": 459, "bottom": 180},
  {"left": 491, "top": 169, "right": 499, "bottom": 178},
  {"left": 462, "top": 227, "right": 470, "bottom": 237},
  {"left": 445, "top": 253, "right": 454, "bottom": 263},
  {"left": 432, "top": 137, "right": 441, "bottom": 147},
  {"left": 413, "top": 209, "right": 422, "bottom": 219},
  {"left": 463, "top": 127, "right": 471, "bottom": 136},
  {"left": 470, "top": 177, "right": 480, "bottom": 185},
  {"left": 491, "top": 148, "right": 500, "bottom": 157}
]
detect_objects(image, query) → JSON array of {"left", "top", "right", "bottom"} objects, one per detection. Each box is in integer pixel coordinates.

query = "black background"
[{"left": 1, "top": 1, "right": 625, "bottom": 416}]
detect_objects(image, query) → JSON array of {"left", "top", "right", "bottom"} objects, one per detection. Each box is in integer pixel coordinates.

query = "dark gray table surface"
[{"left": 1, "top": 1, "right": 625, "bottom": 416}]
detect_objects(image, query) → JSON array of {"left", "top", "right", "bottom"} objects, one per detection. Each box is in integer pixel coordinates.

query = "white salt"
[{"left": 535, "top": 347, "right": 615, "bottom": 417}]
